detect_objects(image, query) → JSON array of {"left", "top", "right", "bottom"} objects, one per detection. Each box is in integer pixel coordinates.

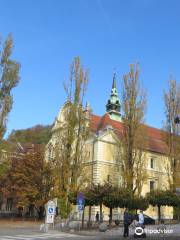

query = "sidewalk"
[
  {"left": 71, "top": 224, "right": 180, "bottom": 238},
  {"left": 0, "top": 219, "right": 43, "bottom": 228}
]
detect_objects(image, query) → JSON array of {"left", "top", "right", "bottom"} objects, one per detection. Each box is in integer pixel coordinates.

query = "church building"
[{"left": 46, "top": 75, "right": 173, "bottom": 221}]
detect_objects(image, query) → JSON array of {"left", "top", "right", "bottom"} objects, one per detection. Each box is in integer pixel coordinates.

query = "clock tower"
[{"left": 106, "top": 73, "right": 121, "bottom": 121}]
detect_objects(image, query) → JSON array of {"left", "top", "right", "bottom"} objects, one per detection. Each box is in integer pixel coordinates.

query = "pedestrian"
[
  {"left": 123, "top": 209, "right": 130, "bottom": 237},
  {"left": 135, "top": 210, "right": 146, "bottom": 238},
  {"left": 95, "top": 211, "right": 99, "bottom": 223},
  {"left": 138, "top": 210, "right": 144, "bottom": 226}
]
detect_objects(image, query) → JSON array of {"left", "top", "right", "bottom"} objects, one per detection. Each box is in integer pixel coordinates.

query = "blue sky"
[{"left": 0, "top": 0, "right": 180, "bottom": 136}]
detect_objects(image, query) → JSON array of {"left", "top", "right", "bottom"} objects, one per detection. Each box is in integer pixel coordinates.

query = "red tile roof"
[{"left": 90, "top": 113, "right": 168, "bottom": 155}]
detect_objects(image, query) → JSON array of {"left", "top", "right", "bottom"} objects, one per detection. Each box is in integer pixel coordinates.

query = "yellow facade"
[
  {"left": 46, "top": 102, "right": 174, "bottom": 221},
  {"left": 83, "top": 128, "right": 173, "bottom": 220}
]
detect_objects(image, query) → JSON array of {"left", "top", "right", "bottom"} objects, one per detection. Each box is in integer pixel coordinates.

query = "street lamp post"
[{"left": 174, "top": 115, "right": 180, "bottom": 196}]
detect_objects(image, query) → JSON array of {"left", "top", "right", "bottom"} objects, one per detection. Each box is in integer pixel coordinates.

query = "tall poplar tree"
[
  {"left": 0, "top": 34, "right": 20, "bottom": 140},
  {"left": 120, "top": 64, "right": 147, "bottom": 195},
  {"left": 52, "top": 57, "right": 90, "bottom": 216},
  {"left": 163, "top": 78, "right": 180, "bottom": 191},
  {"left": 0, "top": 34, "right": 20, "bottom": 181}
]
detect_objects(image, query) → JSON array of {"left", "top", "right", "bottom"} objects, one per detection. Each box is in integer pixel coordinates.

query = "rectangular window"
[
  {"left": 107, "top": 175, "right": 111, "bottom": 182},
  {"left": 150, "top": 158, "right": 155, "bottom": 169},
  {"left": 6, "top": 198, "right": 13, "bottom": 211},
  {"left": 150, "top": 181, "right": 155, "bottom": 192}
]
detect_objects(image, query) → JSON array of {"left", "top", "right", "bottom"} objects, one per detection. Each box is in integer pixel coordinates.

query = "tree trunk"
[
  {"left": 127, "top": 170, "right": 134, "bottom": 192},
  {"left": 82, "top": 207, "right": 85, "bottom": 229},
  {"left": 88, "top": 205, "right": 91, "bottom": 222},
  {"left": 109, "top": 207, "right": 112, "bottom": 225},
  {"left": 158, "top": 205, "right": 161, "bottom": 223},
  {"left": 100, "top": 202, "right": 103, "bottom": 223},
  {"left": 35, "top": 205, "right": 45, "bottom": 220}
]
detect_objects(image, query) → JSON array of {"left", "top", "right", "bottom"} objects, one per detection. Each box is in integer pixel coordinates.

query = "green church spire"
[
  {"left": 106, "top": 73, "right": 121, "bottom": 121},
  {"left": 112, "top": 73, "right": 117, "bottom": 89}
]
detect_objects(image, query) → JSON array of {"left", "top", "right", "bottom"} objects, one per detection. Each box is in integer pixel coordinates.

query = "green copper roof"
[
  {"left": 106, "top": 73, "right": 121, "bottom": 121},
  {"left": 112, "top": 73, "right": 117, "bottom": 89}
]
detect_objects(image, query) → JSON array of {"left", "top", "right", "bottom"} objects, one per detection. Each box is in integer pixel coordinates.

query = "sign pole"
[
  {"left": 44, "top": 200, "right": 56, "bottom": 233},
  {"left": 76, "top": 192, "right": 85, "bottom": 230}
]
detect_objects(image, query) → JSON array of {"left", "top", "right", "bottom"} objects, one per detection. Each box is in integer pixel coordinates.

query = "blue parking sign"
[
  {"left": 77, "top": 192, "right": 85, "bottom": 212},
  {"left": 48, "top": 207, "right": 54, "bottom": 214}
]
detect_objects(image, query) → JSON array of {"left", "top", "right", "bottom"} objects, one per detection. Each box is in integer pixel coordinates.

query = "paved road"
[
  {"left": 1, "top": 233, "right": 180, "bottom": 240},
  {"left": 0, "top": 220, "right": 180, "bottom": 240},
  {"left": 0, "top": 232, "right": 90, "bottom": 240}
]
